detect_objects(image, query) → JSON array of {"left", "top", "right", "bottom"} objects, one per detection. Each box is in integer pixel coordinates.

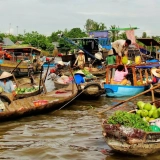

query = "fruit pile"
[
  {"left": 136, "top": 101, "right": 160, "bottom": 132},
  {"left": 15, "top": 87, "right": 39, "bottom": 94},
  {"left": 136, "top": 101, "right": 160, "bottom": 121}
]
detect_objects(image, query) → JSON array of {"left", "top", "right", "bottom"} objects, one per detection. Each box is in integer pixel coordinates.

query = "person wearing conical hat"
[
  {"left": 73, "top": 50, "right": 85, "bottom": 69},
  {"left": 0, "top": 71, "right": 15, "bottom": 94},
  {"left": 74, "top": 70, "right": 85, "bottom": 85},
  {"left": 151, "top": 68, "right": 160, "bottom": 84}
]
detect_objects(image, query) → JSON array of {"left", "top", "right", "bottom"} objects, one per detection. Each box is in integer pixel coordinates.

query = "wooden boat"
[
  {"left": 104, "top": 84, "right": 149, "bottom": 97},
  {"left": 54, "top": 80, "right": 69, "bottom": 89},
  {"left": 79, "top": 82, "right": 105, "bottom": 98},
  {"left": 102, "top": 121, "right": 160, "bottom": 156},
  {"left": 101, "top": 100, "right": 160, "bottom": 156},
  {"left": 0, "top": 84, "right": 78, "bottom": 121},
  {"left": 53, "top": 79, "right": 105, "bottom": 98},
  {"left": 103, "top": 63, "right": 160, "bottom": 97},
  {"left": 0, "top": 46, "right": 42, "bottom": 77},
  {"left": 0, "top": 77, "right": 43, "bottom": 101}
]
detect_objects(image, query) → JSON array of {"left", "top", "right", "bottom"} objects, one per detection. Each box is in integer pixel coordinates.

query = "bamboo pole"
[{"left": 98, "top": 84, "right": 160, "bottom": 114}]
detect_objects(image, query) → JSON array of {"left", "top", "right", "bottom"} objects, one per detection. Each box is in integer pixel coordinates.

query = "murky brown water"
[{"left": 0, "top": 66, "right": 160, "bottom": 160}]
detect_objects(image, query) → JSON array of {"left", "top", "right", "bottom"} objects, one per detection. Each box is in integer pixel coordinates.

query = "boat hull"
[
  {"left": 104, "top": 84, "right": 149, "bottom": 97},
  {"left": 103, "top": 135, "right": 160, "bottom": 156}
]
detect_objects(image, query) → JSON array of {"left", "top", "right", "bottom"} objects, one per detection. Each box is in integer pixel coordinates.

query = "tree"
[
  {"left": 109, "top": 25, "right": 120, "bottom": 42},
  {"left": 142, "top": 32, "right": 147, "bottom": 38},
  {"left": 84, "top": 19, "right": 107, "bottom": 33}
]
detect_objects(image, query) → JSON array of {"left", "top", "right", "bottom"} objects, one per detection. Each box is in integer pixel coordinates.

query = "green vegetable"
[{"left": 107, "top": 111, "right": 151, "bottom": 132}]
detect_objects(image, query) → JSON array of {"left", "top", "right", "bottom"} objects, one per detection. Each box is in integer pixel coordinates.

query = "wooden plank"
[{"left": 132, "top": 67, "right": 137, "bottom": 86}]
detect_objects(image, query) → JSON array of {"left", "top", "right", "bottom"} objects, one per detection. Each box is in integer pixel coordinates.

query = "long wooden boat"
[
  {"left": 103, "top": 63, "right": 160, "bottom": 97},
  {"left": 0, "top": 84, "right": 78, "bottom": 121}
]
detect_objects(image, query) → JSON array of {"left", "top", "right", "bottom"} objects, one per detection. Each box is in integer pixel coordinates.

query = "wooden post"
[
  {"left": 131, "top": 66, "right": 137, "bottom": 86},
  {"left": 145, "top": 69, "right": 148, "bottom": 83},
  {"left": 12, "top": 74, "right": 18, "bottom": 87},
  {"left": 106, "top": 66, "right": 109, "bottom": 84},
  {"left": 139, "top": 69, "right": 143, "bottom": 84}
]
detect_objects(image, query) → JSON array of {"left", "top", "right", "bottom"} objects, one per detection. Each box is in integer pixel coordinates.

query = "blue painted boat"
[{"left": 104, "top": 84, "right": 149, "bottom": 97}]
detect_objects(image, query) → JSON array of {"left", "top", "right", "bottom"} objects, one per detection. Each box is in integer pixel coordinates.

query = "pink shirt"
[{"left": 114, "top": 67, "right": 128, "bottom": 82}]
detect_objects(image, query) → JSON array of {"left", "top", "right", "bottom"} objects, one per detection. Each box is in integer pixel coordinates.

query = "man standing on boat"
[{"left": 112, "top": 39, "right": 131, "bottom": 64}]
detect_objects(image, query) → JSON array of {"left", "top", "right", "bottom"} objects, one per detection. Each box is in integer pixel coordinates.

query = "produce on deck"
[{"left": 15, "top": 86, "right": 39, "bottom": 94}]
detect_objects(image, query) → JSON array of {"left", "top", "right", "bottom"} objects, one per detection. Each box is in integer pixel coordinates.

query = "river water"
[{"left": 0, "top": 64, "right": 160, "bottom": 160}]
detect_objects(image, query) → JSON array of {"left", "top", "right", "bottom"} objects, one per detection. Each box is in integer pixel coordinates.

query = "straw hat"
[
  {"left": 95, "top": 52, "right": 103, "bottom": 60},
  {"left": 75, "top": 70, "right": 85, "bottom": 76},
  {"left": 0, "top": 71, "right": 13, "bottom": 79},
  {"left": 57, "top": 61, "right": 64, "bottom": 66},
  {"left": 151, "top": 68, "right": 160, "bottom": 78},
  {"left": 78, "top": 50, "right": 84, "bottom": 54}
]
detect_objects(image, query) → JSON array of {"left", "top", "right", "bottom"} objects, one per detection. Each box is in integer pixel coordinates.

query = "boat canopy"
[
  {"left": 3, "top": 46, "right": 41, "bottom": 55},
  {"left": 136, "top": 38, "right": 160, "bottom": 46}
]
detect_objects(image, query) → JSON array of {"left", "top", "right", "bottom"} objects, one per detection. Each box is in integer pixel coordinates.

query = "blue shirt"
[
  {"left": 74, "top": 74, "right": 85, "bottom": 84},
  {"left": 0, "top": 80, "right": 14, "bottom": 93}
]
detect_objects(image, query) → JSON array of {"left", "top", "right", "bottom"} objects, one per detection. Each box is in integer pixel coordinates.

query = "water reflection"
[{"left": 0, "top": 66, "right": 159, "bottom": 159}]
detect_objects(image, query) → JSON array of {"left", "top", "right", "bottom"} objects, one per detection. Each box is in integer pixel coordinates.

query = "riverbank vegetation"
[{"left": 0, "top": 19, "right": 159, "bottom": 56}]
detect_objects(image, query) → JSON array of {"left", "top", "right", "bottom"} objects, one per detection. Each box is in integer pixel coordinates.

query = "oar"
[
  {"left": 98, "top": 84, "right": 160, "bottom": 114},
  {"left": 11, "top": 59, "right": 23, "bottom": 74}
]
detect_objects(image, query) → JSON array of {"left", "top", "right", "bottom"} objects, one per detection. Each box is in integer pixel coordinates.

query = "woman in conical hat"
[
  {"left": 74, "top": 70, "right": 85, "bottom": 85},
  {"left": 74, "top": 50, "right": 85, "bottom": 69},
  {"left": 0, "top": 71, "right": 15, "bottom": 93}
]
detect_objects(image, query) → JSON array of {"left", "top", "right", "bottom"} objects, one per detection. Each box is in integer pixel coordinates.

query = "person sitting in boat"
[
  {"left": 151, "top": 68, "right": 160, "bottom": 84},
  {"left": 73, "top": 50, "right": 85, "bottom": 69},
  {"left": 112, "top": 39, "right": 131, "bottom": 64},
  {"left": 110, "top": 64, "right": 128, "bottom": 85},
  {"left": 0, "top": 71, "right": 16, "bottom": 95},
  {"left": 74, "top": 70, "right": 85, "bottom": 85},
  {"left": 48, "top": 61, "right": 65, "bottom": 78}
]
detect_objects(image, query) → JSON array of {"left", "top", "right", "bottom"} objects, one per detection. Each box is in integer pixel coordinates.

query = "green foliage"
[
  {"left": 84, "top": 19, "right": 107, "bottom": 33},
  {"left": 108, "top": 111, "right": 151, "bottom": 132}
]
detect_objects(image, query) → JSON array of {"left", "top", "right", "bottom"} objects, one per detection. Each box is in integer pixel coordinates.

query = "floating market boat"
[
  {"left": 0, "top": 46, "right": 42, "bottom": 78},
  {"left": 102, "top": 120, "right": 160, "bottom": 156},
  {"left": 101, "top": 99, "right": 160, "bottom": 156},
  {"left": 0, "top": 77, "right": 43, "bottom": 101},
  {"left": 103, "top": 63, "right": 160, "bottom": 97},
  {"left": 53, "top": 80, "right": 105, "bottom": 98},
  {"left": 0, "top": 84, "right": 78, "bottom": 121}
]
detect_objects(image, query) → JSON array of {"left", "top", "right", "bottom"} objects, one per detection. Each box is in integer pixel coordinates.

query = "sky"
[{"left": 0, "top": 0, "right": 160, "bottom": 37}]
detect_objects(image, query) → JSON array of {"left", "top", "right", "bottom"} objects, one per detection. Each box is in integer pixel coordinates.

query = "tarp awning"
[{"left": 136, "top": 38, "right": 160, "bottom": 46}]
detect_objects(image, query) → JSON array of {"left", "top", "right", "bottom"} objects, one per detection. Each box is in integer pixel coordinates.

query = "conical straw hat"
[
  {"left": 0, "top": 71, "right": 13, "bottom": 79},
  {"left": 75, "top": 70, "right": 85, "bottom": 76},
  {"left": 78, "top": 50, "right": 84, "bottom": 53},
  {"left": 151, "top": 68, "right": 160, "bottom": 78}
]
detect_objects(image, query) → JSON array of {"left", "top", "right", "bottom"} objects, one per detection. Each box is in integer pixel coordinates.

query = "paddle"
[
  {"left": 98, "top": 83, "right": 160, "bottom": 115},
  {"left": 11, "top": 59, "right": 23, "bottom": 74}
]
